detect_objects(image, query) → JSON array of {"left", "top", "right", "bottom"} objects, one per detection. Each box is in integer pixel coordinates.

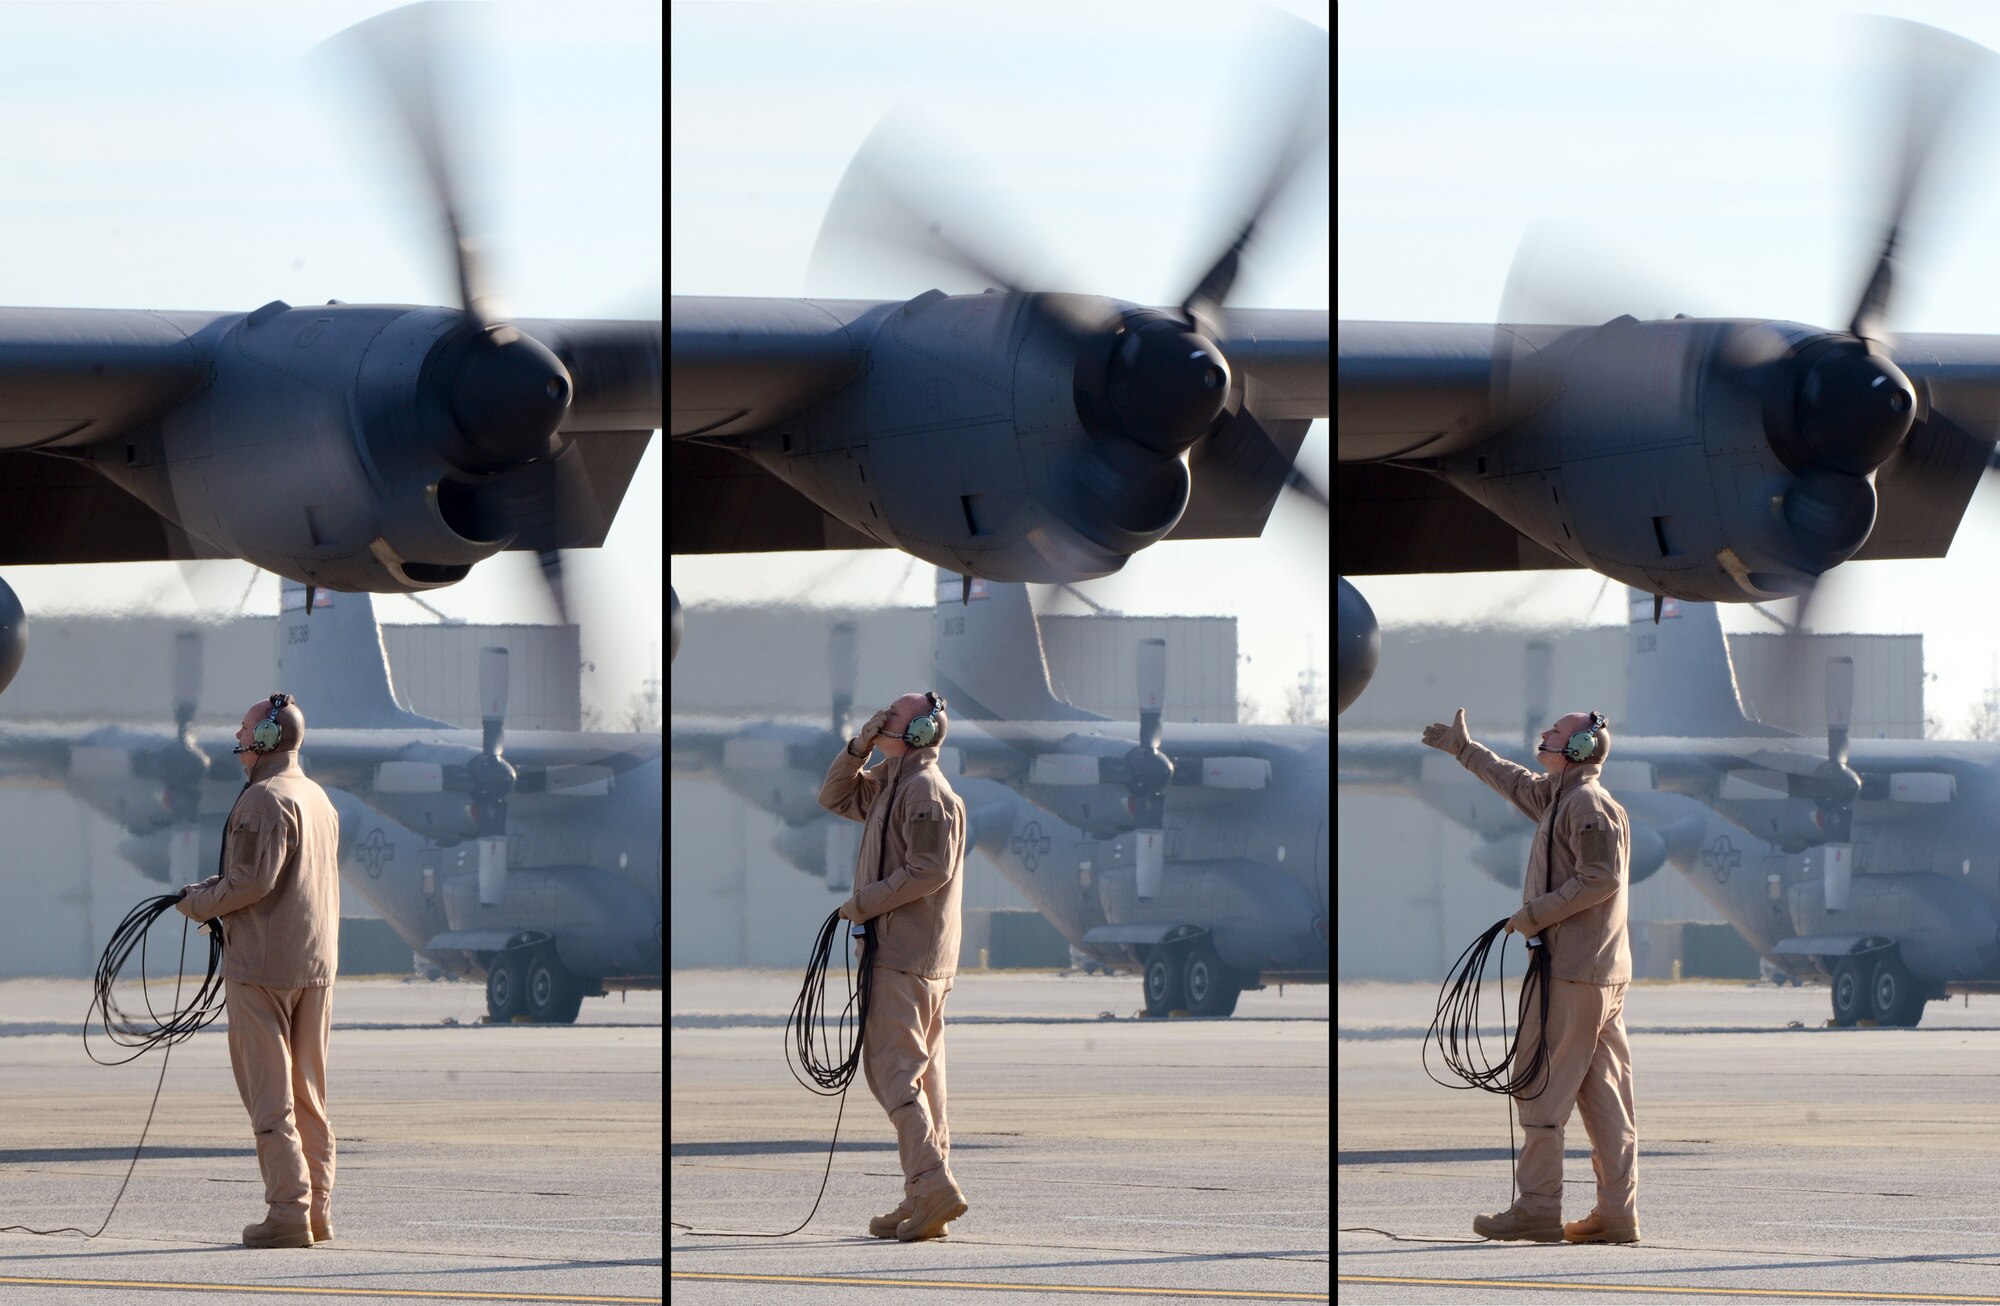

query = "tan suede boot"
[
  {"left": 242, "top": 1216, "right": 313, "bottom": 1249},
  {"left": 1564, "top": 1211, "right": 1640, "bottom": 1244},
  {"left": 895, "top": 1184, "right": 968, "bottom": 1242},
  {"left": 868, "top": 1200, "right": 913, "bottom": 1239},
  {"left": 310, "top": 1214, "right": 333, "bottom": 1243},
  {"left": 1471, "top": 1204, "right": 1563, "bottom": 1242}
]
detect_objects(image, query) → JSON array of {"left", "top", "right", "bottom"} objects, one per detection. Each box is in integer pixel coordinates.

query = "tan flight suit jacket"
[
  {"left": 177, "top": 750, "right": 343, "bottom": 989},
  {"left": 819, "top": 738, "right": 968, "bottom": 980},
  {"left": 1454, "top": 739, "right": 1634, "bottom": 985}
]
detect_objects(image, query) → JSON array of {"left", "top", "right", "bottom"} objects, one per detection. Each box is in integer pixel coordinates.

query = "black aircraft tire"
[
  {"left": 1144, "top": 951, "right": 1183, "bottom": 1017},
  {"left": 1183, "top": 942, "right": 1241, "bottom": 1018},
  {"left": 1831, "top": 958, "right": 1867, "bottom": 1028},
  {"left": 526, "top": 947, "right": 585, "bottom": 1025},
  {"left": 486, "top": 951, "right": 528, "bottom": 1022},
  {"left": 1869, "top": 952, "right": 1926, "bottom": 1028}
]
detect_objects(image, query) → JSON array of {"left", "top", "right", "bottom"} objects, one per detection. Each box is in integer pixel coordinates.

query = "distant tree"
[
  {"left": 626, "top": 686, "right": 660, "bottom": 734},
  {"left": 1283, "top": 681, "right": 1327, "bottom": 727}
]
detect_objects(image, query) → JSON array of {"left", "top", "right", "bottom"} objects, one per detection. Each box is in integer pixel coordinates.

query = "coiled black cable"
[
  {"left": 672, "top": 906, "right": 874, "bottom": 1238},
  {"left": 1, "top": 892, "right": 227, "bottom": 1238},
  {"left": 86, "top": 894, "right": 228, "bottom": 1065},
  {"left": 787, "top": 908, "right": 875, "bottom": 1095},
  {"left": 1424, "top": 916, "right": 1552, "bottom": 1099}
]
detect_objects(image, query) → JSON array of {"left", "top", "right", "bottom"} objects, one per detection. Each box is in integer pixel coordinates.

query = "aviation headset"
[
  {"left": 234, "top": 693, "right": 293, "bottom": 755},
  {"left": 899, "top": 692, "right": 948, "bottom": 748},
  {"left": 1561, "top": 710, "right": 1608, "bottom": 764}
]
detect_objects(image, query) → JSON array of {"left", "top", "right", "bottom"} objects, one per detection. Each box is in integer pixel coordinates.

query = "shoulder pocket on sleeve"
[
  {"left": 910, "top": 801, "right": 942, "bottom": 856},
  {"left": 1580, "top": 828, "right": 1611, "bottom": 863}
]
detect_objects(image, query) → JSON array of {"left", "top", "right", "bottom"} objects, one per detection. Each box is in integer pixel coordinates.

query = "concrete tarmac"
[
  {"left": 0, "top": 975, "right": 661, "bottom": 1304},
  {"left": 670, "top": 968, "right": 1330, "bottom": 1303},
  {"left": 1339, "top": 978, "right": 2000, "bottom": 1304}
]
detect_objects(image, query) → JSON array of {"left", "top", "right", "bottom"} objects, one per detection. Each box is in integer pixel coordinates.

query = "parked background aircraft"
[
  {"left": 1342, "top": 582, "right": 2000, "bottom": 1028},
  {"left": 673, "top": 570, "right": 1327, "bottom": 1017},
  {"left": 0, "top": 578, "right": 660, "bottom": 1023},
  {"left": 0, "top": 1, "right": 663, "bottom": 697},
  {"left": 1336, "top": 16, "right": 2000, "bottom": 715}
]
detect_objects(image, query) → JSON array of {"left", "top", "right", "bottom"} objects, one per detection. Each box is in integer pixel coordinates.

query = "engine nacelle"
[
  {"left": 1434, "top": 317, "right": 1956, "bottom": 604},
  {"left": 78, "top": 301, "right": 573, "bottom": 594},
  {"left": 738, "top": 291, "right": 1200, "bottom": 584}
]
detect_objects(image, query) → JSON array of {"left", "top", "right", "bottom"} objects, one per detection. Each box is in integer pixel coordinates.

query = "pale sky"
[
  {"left": 1340, "top": 0, "right": 2000, "bottom": 736},
  {"left": 0, "top": 2, "right": 663, "bottom": 724},
  {"left": 669, "top": 1, "right": 1331, "bottom": 722}
]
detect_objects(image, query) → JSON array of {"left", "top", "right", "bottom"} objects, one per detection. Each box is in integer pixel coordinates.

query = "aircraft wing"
[
  {"left": 1336, "top": 320, "right": 2000, "bottom": 578},
  {"left": 669, "top": 715, "right": 842, "bottom": 781},
  {"left": 0, "top": 722, "right": 78, "bottom": 785},
  {"left": 300, "top": 729, "right": 661, "bottom": 794},
  {"left": 0, "top": 306, "right": 228, "bottom": 563},
  {"left": 948, "top": 719, "right": 1325, "bottom": 784},
  {"left": 670, "top": 295, "right": 1328, "bottom": 557}
]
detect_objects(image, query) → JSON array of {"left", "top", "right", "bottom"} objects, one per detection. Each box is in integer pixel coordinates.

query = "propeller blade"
[
  {"left": 477, "top": 834, "right": 507, "bottom": 907},
  {"left": 327, "top": 1, "right": 500, "bottom": 327},
  {"left": 1135, "top": 828, "right": 1164, "bottom": 902},
  {"left": 173, "top": 629, "right": 201, "bottom": 735},
  {"left": 1821, "top": 842, "right": 1854, "bottom": 913},
  {"left": 1524, "top": 638, "right": 1552, "bottom": 753},
  {"left": 168, "top": 824, "right": 199, "bottom": 885},
  {"left": 1848, "top": 19, "right": 1992, "bottom": 341},
  {"left": 829, "top": 621, "right": 858, "bottom": 738},
  {"left": 805, "top": 108, "right": 1051, "bottom": 302},
  {"left": 1826, "top": 655, "right": 1855, "bottom": 766},
  {"left": 1176, "top": 10, "right": 1328, "bottom": 322},
  {"left": 1137, "top": 638, "right": 1165, "bottom": 754},
  {"left": 536, "top": 549, "right": 569, "bottom": 628},
  {"left": 479, "top": 646, "right": 509, "bottom": 757}
]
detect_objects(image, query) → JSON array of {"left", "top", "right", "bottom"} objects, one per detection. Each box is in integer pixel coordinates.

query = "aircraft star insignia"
[{"left": 1701, "top": 835, "right": 1742, "bottom": 886}]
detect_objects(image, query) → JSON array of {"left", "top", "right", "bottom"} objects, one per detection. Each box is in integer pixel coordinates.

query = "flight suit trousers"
[
  {"left": 1511, "top": 977, "right": 1638, "bottom": 1222},
  {"left": 863, "top": 966, "right": 957, "bottom": 1201},
  {"left": 225, "top": 979, "right": 336, "bottom": 1226}
]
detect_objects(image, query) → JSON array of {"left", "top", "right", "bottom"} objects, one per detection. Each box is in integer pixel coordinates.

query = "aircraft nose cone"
[
  {"left": 444, "top": 325, "right": 574, "bottom": 473},
  {"left": 1797, "top": 346, "right": 1916, "bottom": 475},
  {"left": 1109, "top": 324, "right": 1231, "bottom": 456}
]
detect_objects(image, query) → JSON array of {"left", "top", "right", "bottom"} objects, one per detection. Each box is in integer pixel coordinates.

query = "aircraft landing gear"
[
  {"left": 526, "top": 946, "right": 585, "bottom": 1024},
  {"left": 1144, "top": 950, "right": 1183, "bottom": 1017},
  {"left": 1182, "top": 940, "right": 1241, "bottom": 1018},
  {"left": 1869, "top": 950, "right": 1925, "bottom": 1028},
  {"left": 486, "top": 950, "right": 528, "bottom": 1022},
  {"left": 1831, "top": 957, "right": 1867, "bottom": 1028}
]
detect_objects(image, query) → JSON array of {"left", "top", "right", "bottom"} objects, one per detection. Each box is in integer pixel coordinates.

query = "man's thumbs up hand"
[{"left": 1422, "top": 708, "right": 1471, "bottom": 757}]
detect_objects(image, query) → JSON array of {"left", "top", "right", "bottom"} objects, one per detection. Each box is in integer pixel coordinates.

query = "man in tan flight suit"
[
  {"left": 819, "top": 691, "right": 970, "bottom": 1243},
  {"left": 1421, "top": 706, "right": 1641, "bottom": 1245},
  {"left": 178, "top": 693, "right": 342, "bottom": 1249}
]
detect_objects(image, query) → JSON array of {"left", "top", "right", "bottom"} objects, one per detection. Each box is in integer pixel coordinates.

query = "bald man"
[
  {"left": 178, "top": 693, "right": 342, "bottom": 1249},
  {"left": 819, "top": 691, "right": 970, "bottom": 1242},
  {"left": 1421, "top": 707, "right": 1640, "bottom": 1246}
]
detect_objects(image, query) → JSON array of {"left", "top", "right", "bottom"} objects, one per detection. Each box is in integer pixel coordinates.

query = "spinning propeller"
[{"left": 806, "top": 10, "right": 1329, "bottom": 543}]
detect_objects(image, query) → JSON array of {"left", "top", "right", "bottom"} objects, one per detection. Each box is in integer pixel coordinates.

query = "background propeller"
[{"left": 466, "top": 646, "right": 518, "bottom": 906}]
